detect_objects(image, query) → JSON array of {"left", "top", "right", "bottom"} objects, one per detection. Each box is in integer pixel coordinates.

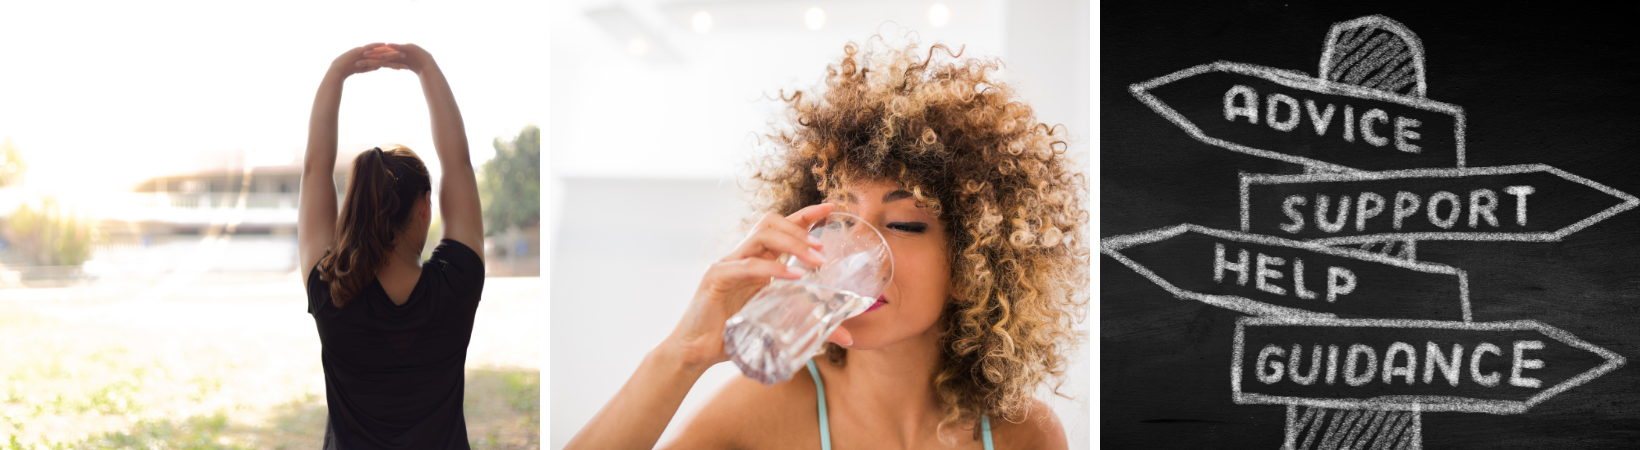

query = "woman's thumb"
[{"left": 825, "top": 327, "right": 853, "bottom": 347}]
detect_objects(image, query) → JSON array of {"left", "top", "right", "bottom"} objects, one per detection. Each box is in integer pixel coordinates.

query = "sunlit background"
[
  {"left": 0, "top": 1, "right": 541, "bottom": 447},
  {"left": 549, "top": 0, "right": 1089, "bottom": 448}
]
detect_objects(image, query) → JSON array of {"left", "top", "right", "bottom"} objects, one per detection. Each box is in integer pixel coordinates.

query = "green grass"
[
  {"left": 82, "top": 412, "right": 243, "bottom": 450},
  {"left": 0, "top": 302, "right": 537, "bottom": 448},
  {"left": 463, "top": 368, "right": 542, "bottom": 449},
  {"left": 187, "top": 377, "right": 222, "bottom": 402},
  {"left": 4, "top": 369, "right": 540, "bottom": 449}
]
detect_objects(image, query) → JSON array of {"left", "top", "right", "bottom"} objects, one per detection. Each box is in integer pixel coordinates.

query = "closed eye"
[{"left": 887, "top": 222, "right": 927, "bottom": 233}]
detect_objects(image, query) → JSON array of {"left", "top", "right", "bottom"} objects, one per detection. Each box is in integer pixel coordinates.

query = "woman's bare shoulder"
[
  {"left": 989, "top": 397, "right": 1068, "bottom": 450},
  {"left": 659, "top": 368, "right": 823, "bottom": 450}
]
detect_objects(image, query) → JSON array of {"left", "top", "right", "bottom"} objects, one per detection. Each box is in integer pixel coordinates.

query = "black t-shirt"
[{"left": 307, "top": 239, "right": 485, "bottom": 450}]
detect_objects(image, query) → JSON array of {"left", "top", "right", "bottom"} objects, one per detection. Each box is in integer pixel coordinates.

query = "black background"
[{"left": 1101, "top": 2, "right": 1639, "bottom": 448}]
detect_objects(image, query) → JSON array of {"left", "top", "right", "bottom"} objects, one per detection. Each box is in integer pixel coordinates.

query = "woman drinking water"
[{"left": 567, "top": 35, "right": 1087, "bottom": 449}]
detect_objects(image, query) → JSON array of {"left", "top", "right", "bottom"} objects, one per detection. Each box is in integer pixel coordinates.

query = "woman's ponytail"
[{"left": 318, "top": 146, "right": 433, "bottom": 307}]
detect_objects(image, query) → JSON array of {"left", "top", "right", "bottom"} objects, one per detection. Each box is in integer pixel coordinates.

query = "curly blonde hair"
[{"left": 749, "top": 35, "right": 1089, "bottom": 435}]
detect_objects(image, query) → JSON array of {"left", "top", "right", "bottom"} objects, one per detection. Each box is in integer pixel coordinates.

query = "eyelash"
[{"left": 887, "top": 222, "right": 927, "bottom": 233}]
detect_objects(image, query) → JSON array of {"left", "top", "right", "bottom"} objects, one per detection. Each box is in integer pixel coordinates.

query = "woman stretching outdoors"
[{"left": 297, "top": 43, "right": 486, "bottom": 449}]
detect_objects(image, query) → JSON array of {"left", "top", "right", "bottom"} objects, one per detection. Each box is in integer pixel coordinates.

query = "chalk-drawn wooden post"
[{"left": 1317, "top": 15, "right": 1427, "bottom": 260}]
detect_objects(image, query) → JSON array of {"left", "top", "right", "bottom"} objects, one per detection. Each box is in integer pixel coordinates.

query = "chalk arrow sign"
[
  {"left": 1232, "top": 316, "right": 1626, "bottom": 414},
  {"left": 1131, "top": 61, "right": 1466, "bottom": 172},
  {"left": 1102, "top": 224, "right": 1471, "bottom": 321},
  {"left": 1240, "top": 164, "right": 1640, "bottom": 245}
]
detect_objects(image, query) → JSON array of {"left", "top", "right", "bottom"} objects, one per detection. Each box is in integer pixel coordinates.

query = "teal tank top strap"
[
  {"left": 806, "top": 359, "right": 833, "bottom": 450},
  {"left": 807, "top": 359, "right": 993, "bottom": 449},
  {"left": 982, "top": 414, "right": 994, "bottom": 450}
]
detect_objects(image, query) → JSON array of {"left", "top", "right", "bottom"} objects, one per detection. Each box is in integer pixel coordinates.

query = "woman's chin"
[{"left": 833, "top": 322, "right": 886, "bottom": 351}]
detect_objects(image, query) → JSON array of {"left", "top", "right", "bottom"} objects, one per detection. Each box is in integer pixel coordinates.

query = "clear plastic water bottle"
[{"left": 723, "top": 213, "right": 894, "bottom": 385}]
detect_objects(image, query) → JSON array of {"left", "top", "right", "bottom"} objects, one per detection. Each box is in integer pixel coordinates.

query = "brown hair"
[
  {"left": 318, "top": 145, "right": 432, "bottom": 307},
  {"left": 750, "top": 36, "right": 1088, "bottom": 435}
]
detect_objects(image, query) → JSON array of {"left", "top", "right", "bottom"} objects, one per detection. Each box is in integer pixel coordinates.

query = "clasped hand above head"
[{"left": 330, "top": 42, "right": 436, "bottom": 76}]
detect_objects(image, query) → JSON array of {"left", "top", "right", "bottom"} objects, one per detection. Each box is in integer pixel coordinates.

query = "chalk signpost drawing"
[
  {"left": 1235, "top": 317, "right": 1626, "bottom": 449},
  {"left": 1240, "top": 164, "right": 1640, "bottom": 245},
  {"left": 1107, "top": 14, "right": 1631, "bottom": 449},
  {"left": 1233, "top": 317, "right": 1626, "bottom": 414},
  {"left": 1100, "top": 224, "right": 1471, "bottom": 321},
  {"left": 1129, "top": 61, "right": 1466, "bottom": 173}
]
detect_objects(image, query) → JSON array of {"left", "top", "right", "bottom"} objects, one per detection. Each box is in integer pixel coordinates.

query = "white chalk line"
[
  {"left": 1450, "top": 109, "right": 1467, "bottom": 167},
  {"left": 1129, "top": 61, "right": 1465, "bottom": 172},
  {"left": 1312, "top": 407, "right": 1338, "bottom": 450},
  {"left": 1302, "top": 407, "right": 1328, "bottom": 449},
  {"left": 1346, "top": 39, "right": 1411, "bottom": 93},
  {"left": 1105, "top": 224, "right": 1469, "bottom": 276},
  {"left": 1319, "top": 409, "right": 1359, "bottom": 449},
  {"left": 1102, "top": 242, "right": 1327, "bottom": 319},
  {"left": 1406, "top": 405, "right": 1423, "bottom": 450},
  {"left": 1338, "top": 34, "right": 1403, "bottom": 88},
  {"left": 1240, "top": 170, "right": 1254, "bottom": 232},
  {"left": 1380, "top": 411, "right": 1414, "bottom": 450},
  {"left": 1232, "top": 312, "right": 1246, "bottom": 396},
  {"left": 1131, "top": 76, "right": 1360, "bottom": 173},
  {"left": 1354, "top": 410, "right": 1391, "bottom": 449},
  {"left": 1457, "top": 272, "right": 1470, "bottom": 323},
  {"left": 1339, "top": 409, "right": 1376, "bottom": 449},
  {"left": 1320, "top": 15, "right": 1428, "bottom": 98},
  {"left": 1285, "top": 404, "right": 1300, "bottom": 450},
  {"left": 1229, "top": 316, "right": 1627, "bottom": 414},
  {"left": 1239, "top": 164, "right": 1640, "bottom": 244},
  {"left": 1103, "top": 224, "right": 1472, "bottom": 319},
  {"left": 1298, "top": 406, "right": 1413, "bottom": 450}
]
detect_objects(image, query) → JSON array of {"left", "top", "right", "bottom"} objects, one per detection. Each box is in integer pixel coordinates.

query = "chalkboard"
[{"left": 1101, "top": 2, "right": 1639, "bottom": 449}]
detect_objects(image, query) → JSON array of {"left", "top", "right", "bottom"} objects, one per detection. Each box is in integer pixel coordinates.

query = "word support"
[{"left": 1241, "top": 165, "right": 1640, "bottom": 244}]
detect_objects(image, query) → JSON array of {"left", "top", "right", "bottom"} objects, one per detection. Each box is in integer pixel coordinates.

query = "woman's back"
[{"left": 306, "top": 239, "right": 485, "bottom": 448}]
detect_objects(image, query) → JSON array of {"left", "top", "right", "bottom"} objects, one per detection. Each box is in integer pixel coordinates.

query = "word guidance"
[
  {"left": 1131, "top": 61, "right": 1465, "bottom": 172},
  {"left": 1241, "top": 165, "right": 1640, "bottom": 244},
  {"left": 1101, "top": 224, "right": 1469, "bottom": 321},
  {"left": 1232, "top": 317, "right": 1625, "bottom": 414}
]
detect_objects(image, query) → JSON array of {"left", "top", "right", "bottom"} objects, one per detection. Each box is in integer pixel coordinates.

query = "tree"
[
  {"left": 0, "top": 140, "right": 98, "bottom": 268},
  {"left": 0, "top": 137, "right": 25, "bottom": 187},
  {"left": 478, "top": 125, "right": 540, "bottom": 236},
  {"left": 3, "top": 196, "right": 97, "bottom": 267}
]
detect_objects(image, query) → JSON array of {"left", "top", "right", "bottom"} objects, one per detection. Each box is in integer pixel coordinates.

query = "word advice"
[
  {"left": 1215, "top": 243, "right": 1356, "bottom": 302},
  {"left": 1276, "top": 186, "right": 1535, "bottom": 234},
  {"left": 1224, "top": 84, "right": 1425, "bottom": 153},
  {"left": 1251, "top": 340, "right": 1547, "bottom": 388}
]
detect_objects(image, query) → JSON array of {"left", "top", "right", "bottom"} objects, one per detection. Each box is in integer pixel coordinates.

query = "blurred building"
[
  {"left": 1, "top": 147, "right": 536, "bottom": 284},
  {"left": 121, "top": 155, "right": 303, "bottom": 236}
]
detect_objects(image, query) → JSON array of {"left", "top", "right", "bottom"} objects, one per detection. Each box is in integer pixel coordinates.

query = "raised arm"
[
  {"left": 385, "top": 43, "right": 485, "bottom": 259},
  {"left": 298, "top": 44, "right": 397, "bottom": 288}
]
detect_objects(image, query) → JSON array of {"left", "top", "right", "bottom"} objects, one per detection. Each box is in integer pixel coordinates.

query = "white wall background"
[{"left": 549, "top": 0, "right": 1088, "bottom": 448}]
